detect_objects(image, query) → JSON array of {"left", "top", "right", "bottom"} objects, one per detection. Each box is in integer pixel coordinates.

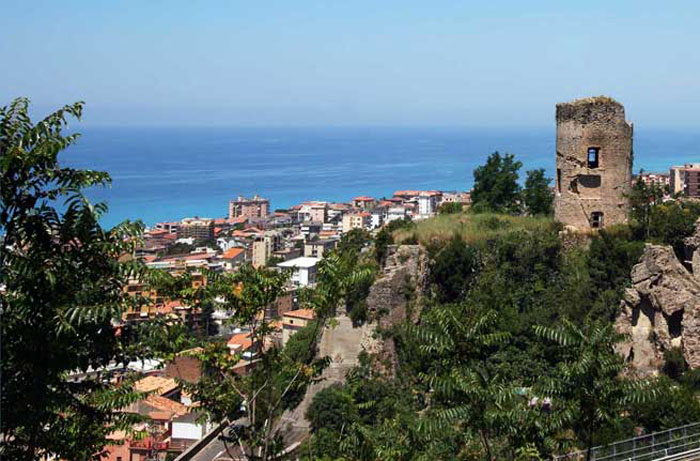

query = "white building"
[
  {"left": 370, "top": 207, "right": 387, "bottom": 229},
  {"left": 386, "top": 206, "right": 409, "bottom": 223},
  {"left": 417, "top": 192, "right": 440, "bottom": 216},
  {"left": 277, "top": 257, "right": 321, "bottom": 287}
]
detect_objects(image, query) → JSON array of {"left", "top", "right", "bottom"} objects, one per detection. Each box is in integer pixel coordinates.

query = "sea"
[{"left": 63, "top": 126, "right": 700, "bottom": 229}]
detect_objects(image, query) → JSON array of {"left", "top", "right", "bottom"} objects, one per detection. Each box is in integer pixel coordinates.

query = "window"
[
  {"left": 591, "top": 211, "right": 604, "bottom": 229},
  {"left": 557, "top": 168, "right": 562, "bottom": 193},
  {"left": 587, "top": 148, "right": 600, "bottom": 169}
]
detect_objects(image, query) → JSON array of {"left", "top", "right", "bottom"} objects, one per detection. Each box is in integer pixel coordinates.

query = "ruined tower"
[{"left": 554, "top": 96, "right": 633, "bottom": 231}]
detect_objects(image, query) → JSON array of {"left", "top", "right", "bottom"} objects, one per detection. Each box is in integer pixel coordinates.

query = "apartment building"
[{"left": 228, "top": 195, "right": 270, "bottom": 220}]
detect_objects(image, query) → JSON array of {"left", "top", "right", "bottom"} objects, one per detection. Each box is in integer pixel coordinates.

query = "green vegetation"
[
  {"left": 393, "top": 211, "right": 556, "bottom": 247},
  {"left": 305, "top": 152, "right": 700, "bottom": 460},
  {"left": 523, "top": 168, "right": 554, "bottom": 216},
  {"left": 0, "top": 98, "right": 153, "bottom": 460},
  {"left": 471, "top": 151, "right": 523, "bottom": 213}
]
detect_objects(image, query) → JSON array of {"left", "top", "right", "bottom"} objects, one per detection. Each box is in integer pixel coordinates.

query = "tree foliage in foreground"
[{"left": 0, "top": 98, "right": 149, "bottom": 460}]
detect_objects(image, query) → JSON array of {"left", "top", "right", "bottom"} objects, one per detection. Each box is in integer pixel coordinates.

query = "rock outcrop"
[
  {"left": 365, "top": 245, "right": 429, "bottom": 376},
  {"left": 684, "top": 218, "right": 700, "bottom": 275},
  {"left": 615, "top": 244, "right": 700, "bottom": 376}
]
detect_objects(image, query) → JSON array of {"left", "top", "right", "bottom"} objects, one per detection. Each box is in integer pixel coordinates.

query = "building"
[
  {"left": 177, "top": 217, "right": 214, "bottom": 241},
  {"left": 282, "top": 308, "right": 316, "bottom": 345},
  {"left": 554, "top": 97, "right": 633, "bottom": 231},
  {"left": 637, "top": 172, "right": 670, "bottom": 189},
  {"left": 277, "top": 257, "right": 320, "bottom": 287},
  {"left": 251, "top": 231, "right": 281, "bottom": 268},
  {"left": 228, "top": 195, "right": 270, "bottom": 220},
  {"left": 342, "top": 212, "right": 370, "bottom": 234},
  {"left": 304, "top": 238, "right": 338, "bottom": 258},
  {"left": 684, "top": 167, "right": 700, "bottom": 198},
  {"left": 670, "top": 164, "right": 700, "bottom": 196},
  {"left": 417, "top": 191, "right": 441, "bottom": 216},
  {"left": 220, "top": 247, "right": 246, "bottom": 270},
  {"left": 352, "top": 196, "right": 376, "bottom": 210},
  {"left": 370, "top": 207, "right": 387, "bottom": 229},
  {"left": 386, "top": 206, "right": 409, "bottom": 223}
]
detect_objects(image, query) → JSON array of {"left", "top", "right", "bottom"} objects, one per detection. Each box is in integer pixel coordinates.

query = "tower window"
[
  {"left": 591, "top": 211, "right": 604, "bottom": 229},
  {"left": 587, "top": 148, "right": 600, "bottom": 169},
  {"left": 557, "top": 168, "right": 562, "bottom": 193}
]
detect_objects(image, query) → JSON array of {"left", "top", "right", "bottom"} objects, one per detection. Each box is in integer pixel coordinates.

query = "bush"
[
  {"left": 306, "top": 385, "right": 357, "bottom": 433},
  {"left": 662, "top": 347, "right": 688, "bottom": 381}
]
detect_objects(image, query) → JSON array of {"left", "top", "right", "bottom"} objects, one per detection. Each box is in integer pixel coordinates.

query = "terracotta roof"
[
  {"left": 222, "top": 247, "right": 245, "bottom": 259},
  {"left": 284, "top": 308, "right": 315, "bottom": 321},
  {"left": 144, "top": 394, "right": 188, "bottom": 417},
  {"left": 353, "top": 196, "right": 375, "bottom": 201},
  {"left": 227, "top": 216, "right": 249, "bottom": 225},
  {"left": 227, "top": 332, "right": 254, "bottom": 351},
  {"left": 134, "top": 376, "right": 179, "bottom": 396}
]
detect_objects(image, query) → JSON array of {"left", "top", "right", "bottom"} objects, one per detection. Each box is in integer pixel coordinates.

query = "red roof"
[
  {"left": 353, "top": 196, "right": 375, "bottom": 201},
  {"left": 284, "top": 308, "right": 315, "bottom": 320},
  {"left": 222, "top": 247, "right": 245, "bottom": 260},
  {"left": 227, "top": 332, "right": 254, "bottom": 351},
  {"left": 227, "top": 216, "right": 249, "bottom": 225}
]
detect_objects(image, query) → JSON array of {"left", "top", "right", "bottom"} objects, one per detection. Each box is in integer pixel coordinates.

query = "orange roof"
[
  {"left": 214, "top": 218, "right": 228, "bottom": 225},
  {"left": 284, "top": 308, "right": 315, "bottom": 321},
  {"left": 222, "top": 247, "right": 245, "bottom": 259},
  {"left": 135, "top": 376, "right": 179, "bottom": 396},
  {"left": 144, "top": 394, "right": 188, "bottom": 417},
  {"left": 393, "top": 190, "right": 422, "bottom": 197},
  {"left": 227, "top": 332, "right": 254, "bottom": 351},
  {"left": 227, "top": 216, "right": 248, "bottom": 225},
  {"left": 159, "top": 252, "right": 212, "bottom": 262},
  {"left": 148, "top": 229, "right": 169, "bottom": 236},
  {"left": 353, "top": 196, "right": 375, "bottom": 201}
]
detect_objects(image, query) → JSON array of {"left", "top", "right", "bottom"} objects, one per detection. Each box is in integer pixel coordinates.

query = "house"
[
  {"left": 352, "top": 196, "right": 376, "bottom": 210},
  {"left": 282, "top": 308, "right": 316, "bottom": 345},
  {"left": 304, "top": 238, "right": 338, "bottom": 258},
  {"left": 342, "top": 212, "right": 370, "bottom": 234},
  {"left": 370, "top": 207, "right": 387, "bottom": 229},
  {"left": 277, "top": 257, "right": 320, "bottom": 287},
  {"left": 220, "top": 247, "right": 246, "bottom": 270},
  {"left": 387, "top": 206, "right": 409, "bottom": 223},
  {"left": 134, "top": 376, "right": 180, "bottom": 400}
]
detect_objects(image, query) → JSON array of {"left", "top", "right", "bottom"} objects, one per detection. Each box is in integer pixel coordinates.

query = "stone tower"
[{"left": 554, "top": 96, "right": 633, "bottom": 231}]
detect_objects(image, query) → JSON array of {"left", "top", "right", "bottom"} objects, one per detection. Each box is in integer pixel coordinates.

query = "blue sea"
[{"left": 63, "top": 126, "right": 700, "bottom": 228}]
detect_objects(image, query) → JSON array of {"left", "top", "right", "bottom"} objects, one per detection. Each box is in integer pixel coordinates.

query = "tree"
[
  {"left": 534, "top": 320, "right": 650, "bottom": 460},
  {"left": 0, "top": 98, "right": 147, "bottom": 459},
  {"left": 471, "top": 152, "right": 522, "bottom": 213},
  {"left": 430, "top": 235, "right": 479, "bottom": 303},
  {"left": 411, "top": 306, "right": 512, "bottom": 460},
  {"left": 522, "top": 169, "right": 554, "bottom": 216},
  {"left": 629, "top": 171, "right": 665, "bottom": 239}
]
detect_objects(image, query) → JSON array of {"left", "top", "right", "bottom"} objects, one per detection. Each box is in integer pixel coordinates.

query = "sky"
[{"left": 1, "top": 0, "right": 699, "bottom": 127}]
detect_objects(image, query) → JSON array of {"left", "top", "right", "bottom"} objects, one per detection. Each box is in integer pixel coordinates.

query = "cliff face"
[
  {"left": 616, "top": 221, "right": 700, "bottom": 375},
  {"left": 365, "top": 245, "right": 429, "bottom": 376}
]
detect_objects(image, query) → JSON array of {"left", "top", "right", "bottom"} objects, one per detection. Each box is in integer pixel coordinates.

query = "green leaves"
[{"left": 0, "top": 98, "right": 147, "bottom": 460}]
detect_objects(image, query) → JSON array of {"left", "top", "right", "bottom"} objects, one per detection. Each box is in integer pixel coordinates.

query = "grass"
[{"left": 393, "top": 212, "right": 558, "bottom": 247}]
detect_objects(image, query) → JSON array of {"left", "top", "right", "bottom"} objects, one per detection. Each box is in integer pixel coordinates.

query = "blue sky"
[{"left": 1, "top": 0, "right": 698, "bottom": 127}]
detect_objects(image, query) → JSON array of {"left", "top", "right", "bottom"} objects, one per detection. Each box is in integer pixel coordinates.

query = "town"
[{"left": 106, "top": 156, "right": 699, "bottom": 460}]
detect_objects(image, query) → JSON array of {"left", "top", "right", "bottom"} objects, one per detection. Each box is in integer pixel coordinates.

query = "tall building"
[
  {"left": 251, "top": 231, "right": 281, "bottom": 268},
  {"left": 177, "top": 217, "right": 214, "bottom": 241},
  {"left": 670, "top": 164, "right": 700, "bottom": 197},
  {"left": 228, "top": 195, "right": 269, "bottom": 221},
  {"left": 554, "top": 97, "right": 633, "bottom": 231}
]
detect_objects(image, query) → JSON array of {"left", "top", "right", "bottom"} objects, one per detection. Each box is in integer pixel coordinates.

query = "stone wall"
[
  {"left": 615, "top": 243, "right": 700, "bottom": 376},
  {"left": 365, "top": 244, "right": 429, "bottom": 376},
  {"left": 554, "top": 97, "right": 633, "bottom": 231}
]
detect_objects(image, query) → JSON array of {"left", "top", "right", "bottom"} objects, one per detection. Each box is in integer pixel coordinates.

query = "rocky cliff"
[
  {"left": 616, "top": 222, "right": 700, "bottom": 375},
  {"left": 365, "top": 244, "right": 429, "bottom": 376}
]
